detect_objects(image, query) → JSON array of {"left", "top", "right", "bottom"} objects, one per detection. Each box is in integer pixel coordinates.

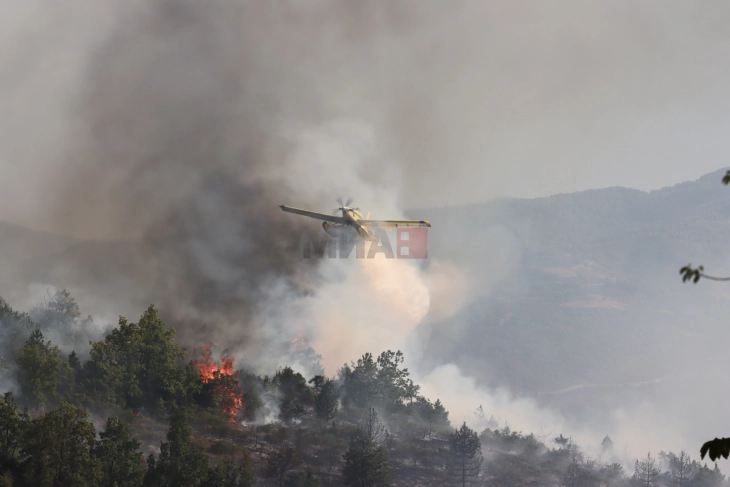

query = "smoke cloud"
[{"left": 3, "top": 0, "right": 730, "bottom": 461}]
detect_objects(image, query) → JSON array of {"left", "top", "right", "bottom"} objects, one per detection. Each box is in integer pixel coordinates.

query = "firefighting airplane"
[{"left": 280, "top": 197, "right": 431, "bottom": 241}]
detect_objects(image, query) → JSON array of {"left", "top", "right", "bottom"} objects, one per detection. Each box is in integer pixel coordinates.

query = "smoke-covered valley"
[{"left": 3, "top": 1, "right": 730, "bottom": 484}]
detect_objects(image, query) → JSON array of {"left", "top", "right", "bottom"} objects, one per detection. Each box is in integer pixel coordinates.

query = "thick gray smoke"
[
  {"left": 39, "top": 1, "right": 336, "bottom": 350},
  {"left": 4, "top": 0, "right": 730, "bottom": 461},
  {"left": 1, "top": 0, "right": 463, "bottom": 367}
]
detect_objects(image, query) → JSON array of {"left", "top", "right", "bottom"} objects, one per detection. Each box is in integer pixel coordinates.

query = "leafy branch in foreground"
[
  {"left": 700, "top": 438, "right": 730, "bottom": 462},
  {"left": 680, "top": 265, "right": 730, "bottom": 283}
]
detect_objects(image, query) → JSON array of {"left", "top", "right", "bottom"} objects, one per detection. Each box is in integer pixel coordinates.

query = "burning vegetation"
[{"left": 194, "top": 344, "right": 244, "bottom": 422}]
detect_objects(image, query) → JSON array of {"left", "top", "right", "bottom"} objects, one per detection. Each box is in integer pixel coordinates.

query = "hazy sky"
[{"left": 1, "top": 0, "right": 730, "bottom": 232}]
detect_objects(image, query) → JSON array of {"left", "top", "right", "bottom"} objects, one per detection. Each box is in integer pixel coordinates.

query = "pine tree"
[
  {"left": 315, "top": 379, "right": 339, "bottom": 420},
  {"left": 601, "top": 435, "right": 614, "bottom": 453},
  {"left": 667, "top": 451, "right": 696, "bottom": 487},
  {"left": 693, "top": 461, "right": 726, "bottom": 487},
  {"left": 21, "top": 403, "right": 101, "bottom": 487},
  {"left": 271, "top": 366, "right": 313, "bottom": 421},
  {"left": 29, "top": 289, "right": 95, "bottom": 352},
  {"left": 143, "top": 409, "right": 209, "bottom": 487},
  {"left": 16, "top": 329, "right": 63, "bottom": 408},
  {"left": 634, "top": 453, "right": 660, "bottom": 487},
  {"left": 0, "top": 392, "right": 28, "bottom": 466},
  {"left": 342, "top": 434, "right": 390, "bottom": 487},
  {"left": 564, "top": 445, "right": 585, "bottom": 487},
  {"left": 94, "top": 416, "right": 144, "bottom": 487},
  {"left": 85, "top": 306, "right": 200, "bottom": 411},
  {"left": 447, "top": 423, "right": 482, "bottom": 487}
]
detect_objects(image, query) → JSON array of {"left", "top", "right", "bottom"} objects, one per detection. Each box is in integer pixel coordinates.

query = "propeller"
[{"left": 333, "top": 197, "right": 354, "bottom": 214}]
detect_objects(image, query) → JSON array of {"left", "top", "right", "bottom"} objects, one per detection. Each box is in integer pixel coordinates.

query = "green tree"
[
  {"left": 342, "top": 434, "right": 390, "bottom": 487},
  {"left": 239, "top": 370, "right": 264, "bottom": 422},
  {"left": 94, "top": 416, "right": 144, "bottom": 487},
  {"left": 284, "top": 468, "right": 319, "bottom": 487},
  {"left": 339, "top": 350, "right": 419, "bottom": 412},
  {"left": 144, "top": 408, "right": 209, "bottom": 487},
  {"left": 0, "top": 391, "right": 29, "bottom": 485},
  {"left": 0, "top": 393, "right": 28, "bottom": 464},
  {"left": 29, "top": 289, "right": 81, "bottom": 325},
  {"left": 30, "top": 289, "right": 98, "bottom": 354},
  {"left": 58, "top": 351, "right": 86, "bottom": 404},
  {"left": 271, "top": 367, "right": 313, "bottom": 421},
  {"left": 339, "top": 354, "right": 378, "bottom": 409},
  {"left": 85, "top": 306, "right": 200, "bottom": 411},
  {"left": 266, "top": 446, "right": 302, "bottom": 487},
  {"left": 21, "top": 402, "right": 101, "bottom": 487},
  {"left": 447, "top": 423, "right": 482, "bottom": 487},
  {"left": 0, "top": 297, "right": 36, "bottom": 371},
  {"left": 375, "top": 350, "right": 419, "bottom": 409},
  {"left": 314, "top": 378, "right": 339, "bottom": 420},
  {"left": 202, "top": 455, "right": 255, "bottom": 487},
  {"left": 409, "top": 396, "right": 450, "bottom": 437},
  {"left": 16, "top": 329, "right": 63, "bottom": 408}
]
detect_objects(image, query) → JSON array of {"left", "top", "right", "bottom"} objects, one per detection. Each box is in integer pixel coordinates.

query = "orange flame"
[
  {"left": 195, "top": 344, "right": 235, "bottom": 380},
  {"left": 194, "top": 343, "right": 243, "bottom": 422}
]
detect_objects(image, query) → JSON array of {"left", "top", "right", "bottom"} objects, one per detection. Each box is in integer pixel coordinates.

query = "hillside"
[
  {"left": 416, "top": 169, "right": 730, "bottom": 428},
  {"left": 0, "top": 295, "right": 725, "bottom": 487}
]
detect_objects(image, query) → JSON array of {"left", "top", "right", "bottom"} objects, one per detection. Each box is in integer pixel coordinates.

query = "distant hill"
[{"left": 416, "top": 168, "right": 730, "bottom": 426}]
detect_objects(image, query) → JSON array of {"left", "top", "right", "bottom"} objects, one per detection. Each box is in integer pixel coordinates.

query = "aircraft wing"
[
  {"left": 280, "top": 205, "right": 346, "bottom": 224},
  {"left": 359, "top": 220, "right": 431, "bottom": 228}
]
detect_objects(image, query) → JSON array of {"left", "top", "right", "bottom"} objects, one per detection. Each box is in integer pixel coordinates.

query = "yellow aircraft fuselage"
[
  {"left": 324, "top": 207, "right": 378, "bottom": 241},
  {"left": 279, "top": 204, "right": 430, "bottom": 242}
]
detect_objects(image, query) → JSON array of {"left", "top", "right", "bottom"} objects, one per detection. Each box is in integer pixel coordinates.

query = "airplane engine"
[
  {"left": 356, "top": 225, "right": 378, "bottom": 242},
  {"left": 322, "top": 221, "right": 340, "bottom": 238}
]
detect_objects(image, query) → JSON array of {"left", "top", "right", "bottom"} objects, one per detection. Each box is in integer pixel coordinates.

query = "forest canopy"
[{"left": 0, "top": 291, "right": 726, "bottom": 486}]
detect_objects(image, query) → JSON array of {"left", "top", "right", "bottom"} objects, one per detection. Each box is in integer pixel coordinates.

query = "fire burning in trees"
[
  {"left": 194, "top": 344, "right": 243, "bottom": 422},
  {"left": 195, "top": 344, "right": 235, "bottom": 379}
]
